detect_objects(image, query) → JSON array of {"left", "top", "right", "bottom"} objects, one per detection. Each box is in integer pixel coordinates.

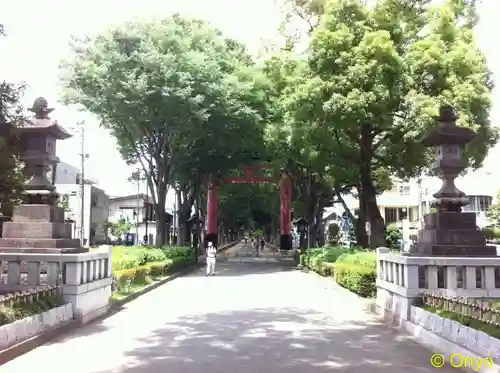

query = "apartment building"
[
  {"left": 108, "top": 194, "right": 172, "bottom": 245},
  {"left": 53, "top": 161, "right": 110, "bottom": 245},
  {"left": 325, "top": 168, "right": 497, "bottom": 228}
]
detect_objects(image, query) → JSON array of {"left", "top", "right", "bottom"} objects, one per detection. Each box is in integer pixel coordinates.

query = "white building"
[
  {"left": 420, "top": 169, "right": 496, "bottom": 228},
  {"left": 53, "top": 161, "right": 110, "bottom": 246},
  {"left": 56, "top": 184, "right": 109, "bottom": 245},
  {"left": 108, "top": 194, "right": 172, "bottom": 245},
  {"left": 53, "top": 161, "right": 98, "bottom": 185},
  {"left": 325, "top": 168, "right": 498, "bottom": 229}
]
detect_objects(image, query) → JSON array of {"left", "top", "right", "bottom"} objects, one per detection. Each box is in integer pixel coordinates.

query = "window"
[
  {"left": 398, "top": 184, "right": 411, "bottom": 195},
  {"left": 384, "top": 208, "right": 398, "bottom": 223},
  {"left": 462, "top": 195, "right": 492, "bottom": 213}
]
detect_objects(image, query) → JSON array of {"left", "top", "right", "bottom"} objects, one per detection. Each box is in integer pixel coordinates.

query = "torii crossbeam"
[{"left": 205, "top": 163, "right": 292, "bottom": 250}]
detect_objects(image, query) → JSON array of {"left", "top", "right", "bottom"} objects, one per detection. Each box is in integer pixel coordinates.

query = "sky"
[{"left": 1, "top": 0, "right": 499, "bottom": 209}]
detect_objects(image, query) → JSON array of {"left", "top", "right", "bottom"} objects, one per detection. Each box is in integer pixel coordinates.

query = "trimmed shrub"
[
  {"left": 334, "top": 262, "right": 376, "bottom": 298},
  {"left": 300, "top": 246, "right": 377, "bottom": 298},
  {"left": 336, "top": 251, "right": 376, "bottom": 269},
  {"left": 111, "top": 254, "right": 195, "bottom": 293},
  {"left": 482, "top": 226, "right": 500, "bottom": 241},
  {"left": 385, "top": 223, "right": 402, "bottom": 250}
]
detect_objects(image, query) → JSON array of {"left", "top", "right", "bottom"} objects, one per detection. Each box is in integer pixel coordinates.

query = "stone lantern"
[
  {"left": 407, "top": 105, "right": 495, "bottom": 256},
  {"left": 293, "top": 217, "right": 308, "bottom": 250},
  {"left": 0, "top": 97, "right": 85, "bottom": 253}
]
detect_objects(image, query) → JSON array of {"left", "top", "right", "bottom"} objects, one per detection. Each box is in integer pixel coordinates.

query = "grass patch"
[
  {"left": 0, "top": 295, "right": 65, "bottom": 326},
  {"left": 422, "top": 304, "right": 500, "bottom": 339},
  {"left": 111, "top": 284, "right": 146, "bottom": 301}
]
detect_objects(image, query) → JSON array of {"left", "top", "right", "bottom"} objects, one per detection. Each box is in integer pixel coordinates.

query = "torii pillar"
[
  {"left": 205, "top": 175, "right": 219, "bottom": 247},
  {"left": 279, "top": 171, "right": 293, "bottom": 250}
]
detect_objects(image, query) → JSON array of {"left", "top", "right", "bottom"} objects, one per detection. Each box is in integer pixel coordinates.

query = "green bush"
[
  {"left": 334, "top": 262, "right": 376, "bottom": 298},
  {"left": 300, "top": 246, "right": 377, "bottom": 298},
  {"left": 111, "top": 245, "right": 195, "bottom": 271},
  {"left": 111, "top": 246, "right": 196, "bottom": 293},
  {"left": 385, "top": 223, "right": 402, "bottom": 250},
  {"left": 300, "top": 246, "right": 365, "bottom": 272},
  {"left": 336, "top": 251, "right": 376, "bottom": 269},
  {"left": 161, "top": 246, "right": 194, "bottom": 259},
  {"left": 482, "top": 226, "right": 500, "bottom": 241}
]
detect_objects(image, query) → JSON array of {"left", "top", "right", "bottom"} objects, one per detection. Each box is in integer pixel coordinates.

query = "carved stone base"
[
  {"left": 407, "top": 211, "right": 496, "bottom": 257},
  {"left": 0, "top": 204, "right": 85, "bottom": 253}
]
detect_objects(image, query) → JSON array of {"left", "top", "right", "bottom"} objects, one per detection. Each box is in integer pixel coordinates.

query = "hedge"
[
  {"left": 112, "top": 245, "right": 194, "bottom": 271},
  {"left": 300, "top": 246, "right": 377, "bottom": 298},
  {"left": 111, "top": 246, "right": 195, "bottom": 294},
  {"left": 112, "top": 256, "right": 194, "bottom": 293}
]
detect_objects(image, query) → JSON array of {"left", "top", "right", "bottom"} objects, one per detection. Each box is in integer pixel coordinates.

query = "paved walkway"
[{"left": 1, "top": 243, "right": 456, "bottom": 372}]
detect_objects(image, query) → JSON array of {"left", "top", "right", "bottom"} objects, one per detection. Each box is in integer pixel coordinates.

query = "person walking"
[
  {"left": 206, "top": 241, "right": 217, "bottom": 276},
  {"left": 260, "top": 237, "right": 265, "bottom": 253}
]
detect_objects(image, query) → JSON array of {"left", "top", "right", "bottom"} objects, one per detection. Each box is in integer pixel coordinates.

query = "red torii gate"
[{"left": 205, "top": 164, "right": 293, "bottom": 250}]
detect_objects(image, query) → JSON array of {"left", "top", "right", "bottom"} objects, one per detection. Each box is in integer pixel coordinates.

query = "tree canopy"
[
  {"left": 61, "top": 15, "right": 271, "bottom": 245},
  {"left": 59, "top": 1, "right": 496, "bottom": 248},
  {"left": 0, "top": 27, "right": 26, "bottom": 213},
  {"left": 264, "top": 0, "right": 497, "bottom": 247}
]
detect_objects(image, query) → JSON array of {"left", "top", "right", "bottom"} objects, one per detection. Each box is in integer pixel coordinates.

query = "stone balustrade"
[
  {"left": 376, "top": 247, "right": 500, "bottom": 324},
  {"left": 0, "top": 250, "right": 112, "bottom": 323}
]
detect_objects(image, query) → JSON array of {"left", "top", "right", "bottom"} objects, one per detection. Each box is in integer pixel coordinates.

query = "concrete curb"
[
  {"left": 305, "top": 269, "right": 500, "bottom": 373},
  {"left": 0, "top": 260, "right": 202, "bottom": 366}
]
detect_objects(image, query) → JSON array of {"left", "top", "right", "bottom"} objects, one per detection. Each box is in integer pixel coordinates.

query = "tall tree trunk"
[
  {"left": 359, "top": 165, "right": 385, "bottom": 248},
  {"left": 154, "top": 184, "right": 167, "bottom": 247},
  {"left": 176, "top": 189, "right": 182, "bottom": 245},
  {"left": 315, "top": 207, "right": 324, "bottom": 247},
  {"left": 355, "top": 186, "right": 369, "bottom": 248},
  {"left": 359, "top": 124, "right": 385, "bottom": 249}
]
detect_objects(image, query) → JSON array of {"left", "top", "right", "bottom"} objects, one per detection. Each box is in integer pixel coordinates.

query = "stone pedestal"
[
  {"left": 0, "top": 204, "right": 86, "bottom": 253},
  {"left": 376, "top": 247, "right": 500, "bottom": 326},
  {"left": 408, "top": 211, "right": 496, "bottom": 256}
]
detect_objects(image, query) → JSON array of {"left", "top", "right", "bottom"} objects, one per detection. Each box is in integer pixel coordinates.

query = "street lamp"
[{"left": 293, "top": 217, "right": 308, "bottom": 251}]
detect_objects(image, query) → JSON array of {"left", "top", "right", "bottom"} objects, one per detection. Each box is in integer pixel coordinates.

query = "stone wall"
[
  {"left": 0, "top": 303, "right": 73, "bottom": 351},
  {"left": 410, "top": 306, "right": 500, "bottom": 360}
]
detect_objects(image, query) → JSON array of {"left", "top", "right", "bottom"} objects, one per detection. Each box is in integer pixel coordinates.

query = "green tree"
[
  {"left": 487, "top": 192, "right": 500, "bottom": 226},
  {"left": 61, "top": 15, "right": 268, "bottom": 246},
  {"left": 0, "top": 26, "right": 26, "bottom": 213},
  {"left": 285, "top": 0, "right": 496, "bottom": 247},
  {"left": 57, "top": 194, "right": 71, "bottom": 212},
  {"left": 107, "top": 216, "right": 132, "bottom": 239}
]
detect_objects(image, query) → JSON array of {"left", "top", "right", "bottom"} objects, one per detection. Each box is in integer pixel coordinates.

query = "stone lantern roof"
[
  {"left": 420, "top": 105, "right": 477, "bottom": 147},
  {"left": 17, "top": 97, "right": 72, "bottom": 140}
]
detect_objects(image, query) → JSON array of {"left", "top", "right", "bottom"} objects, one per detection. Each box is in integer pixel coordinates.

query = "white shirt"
[{"left": 206, "top": 246, "right": 217, "bottom": 258}]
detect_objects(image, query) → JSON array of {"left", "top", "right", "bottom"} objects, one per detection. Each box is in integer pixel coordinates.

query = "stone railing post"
[{"left": 60, "top": 251, "right": 113, "bottom": 323}]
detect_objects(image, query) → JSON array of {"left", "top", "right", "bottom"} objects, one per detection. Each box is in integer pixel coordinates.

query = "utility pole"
[
  {"left": 173, "top": 192, "right": 177, "bottom": 245},
  {"left": 144, "top": 176, "right": 149, "bottom": 244},
  {"left": 417, "top": 175, "right": 423, "bottom": 228},
  {"left": 135, "top": 167, "right": 140, "bottom": 245},
  {"left": 76, "top": 120, "right": 89, "bottom": 247}
]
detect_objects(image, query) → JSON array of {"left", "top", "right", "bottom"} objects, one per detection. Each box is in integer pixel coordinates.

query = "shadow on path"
[
  {"left": 93, "top": 307, "right": 454, "bottom": 373},
  {"left": 201, "top": 262, "right": 295, "bottom": 277}
]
